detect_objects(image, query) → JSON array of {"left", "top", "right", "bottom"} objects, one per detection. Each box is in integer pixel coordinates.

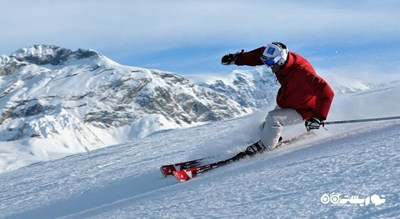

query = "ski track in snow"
[{"left": 0, "top": 116, "right": 399, "bottom": 219}]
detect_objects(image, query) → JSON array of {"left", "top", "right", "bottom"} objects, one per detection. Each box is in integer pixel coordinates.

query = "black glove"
[
  {"left": 221, "top": 50, "right": 243, "bottom": 65},
  {"left": 305, "top": 117, "right": 321, "bottom": 132}
]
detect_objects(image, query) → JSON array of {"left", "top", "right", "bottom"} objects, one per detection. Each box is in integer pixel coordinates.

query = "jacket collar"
[{"left": 275, "top": 52, "right": 295, "bottom": 76}]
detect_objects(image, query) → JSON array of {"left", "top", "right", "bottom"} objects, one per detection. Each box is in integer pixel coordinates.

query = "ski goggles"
[{"left": 260, "top": 55, "right": 278, "bottom": 66}]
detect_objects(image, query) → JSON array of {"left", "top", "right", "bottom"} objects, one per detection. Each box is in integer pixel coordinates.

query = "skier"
[{"left": 221, "top": 42, "right": 334, "bottom": 155}]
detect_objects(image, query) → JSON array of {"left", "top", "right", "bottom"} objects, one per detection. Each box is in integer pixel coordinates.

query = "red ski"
[
  {"left": 165, "top": 132, "right": 315, "bottom": 181},
  {"left": 160, "top": 157, "right": 214, "bottom": 177},
  {"left": 173, "top": 159, "right": 231, "bottom": 181}
]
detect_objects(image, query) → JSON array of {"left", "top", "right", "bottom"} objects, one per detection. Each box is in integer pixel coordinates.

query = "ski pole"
[{"left": 322, "top": 116, "right": 400, "bottom": 125}]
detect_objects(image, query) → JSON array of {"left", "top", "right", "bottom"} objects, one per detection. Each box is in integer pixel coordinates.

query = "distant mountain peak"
[{"left": 10, "top": 44, "right": 100, "bottom": 65}]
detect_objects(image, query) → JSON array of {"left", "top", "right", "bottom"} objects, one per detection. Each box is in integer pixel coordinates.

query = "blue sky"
[{"left": 1, "top": 0, "right": 399, "bottom": 78}]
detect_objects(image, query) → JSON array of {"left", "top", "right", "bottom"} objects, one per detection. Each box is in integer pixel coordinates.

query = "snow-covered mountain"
[
  {"left": 0, "top": 44, "right": 380, "bottom": 173},
  {"left": 0, "top": 45, "right": 247, "bottom": 139}
]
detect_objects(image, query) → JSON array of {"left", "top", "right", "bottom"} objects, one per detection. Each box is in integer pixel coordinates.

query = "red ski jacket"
[{"left": 235, "top": 47, "right": 334, "bottom": 121}]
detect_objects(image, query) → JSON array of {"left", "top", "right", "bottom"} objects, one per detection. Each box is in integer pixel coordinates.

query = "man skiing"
[{"left": 221, "top": 42, "right": 334, "bottom": 155}]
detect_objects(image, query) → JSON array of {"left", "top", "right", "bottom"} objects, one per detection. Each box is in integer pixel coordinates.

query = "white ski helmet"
[{"left": 261, "top": 42, "right": 288, "bottom": 66}]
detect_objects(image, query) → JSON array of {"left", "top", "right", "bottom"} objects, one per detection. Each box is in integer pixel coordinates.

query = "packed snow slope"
[{"left": 0, "top": 82, "right": 399, "bottom": 218}]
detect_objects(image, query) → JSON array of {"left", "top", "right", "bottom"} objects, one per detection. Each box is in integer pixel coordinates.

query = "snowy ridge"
[{"left": 323, "top": 73, "right": 373, "bottom": 94}]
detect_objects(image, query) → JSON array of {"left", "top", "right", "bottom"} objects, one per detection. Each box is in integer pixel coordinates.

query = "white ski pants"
[{"left": 260, "top": 107, "right": 304, "bottom": 149}]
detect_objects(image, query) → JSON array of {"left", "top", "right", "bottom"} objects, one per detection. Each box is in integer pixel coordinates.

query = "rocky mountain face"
[
  {"left": 199, "top": 69, "right": 279, "bottom": 109},
  {"left": 0, "top": 45, "right": 253, "bottom": 148}
]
